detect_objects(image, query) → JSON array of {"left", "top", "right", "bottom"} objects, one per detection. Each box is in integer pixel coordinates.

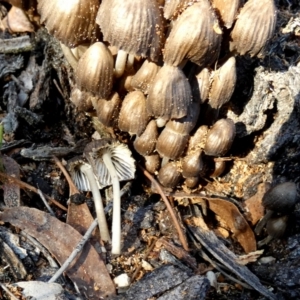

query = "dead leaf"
[
  {"left": 0, "top": 207, "right": 116, "bottom": 299},
  {"left": 188, "top": 218, "right": 276, "bottom": 300},
  {"left": 2, "top": 155, "right": 20, "bottom": 207},
  {"left": 244, "top": 183, "right": 270, "bottom": 225},
  {"left": 191, "top": 197, "right": 256, "bottom": 253},
  {"left": 2, "top": 7, "right": 34, "bottom": 33}
]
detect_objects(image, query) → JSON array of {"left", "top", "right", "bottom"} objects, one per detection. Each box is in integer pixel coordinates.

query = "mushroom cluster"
[{"left": 35, "top": 0, "right": 276, "bottom": 188}]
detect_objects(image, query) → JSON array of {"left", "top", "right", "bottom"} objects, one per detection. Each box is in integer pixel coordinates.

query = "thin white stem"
[
  {"left": 102, "top": 152, "right": 121, "bottom": 255},
  {"left": 126, "top": 53, "right": 135, "bottom": 70},
  {"left": 115, "top": 50, "right": 127, "bottom": 78},
  {"left": 80, "top": 164, "right": 110, "bottom": 242}
]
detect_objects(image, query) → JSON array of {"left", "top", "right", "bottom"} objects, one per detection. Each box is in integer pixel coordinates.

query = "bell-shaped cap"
[
  {"left": 38, "top": 0, "right": 99, "bottom": 47},
  {"left": 96, "top": 0, "right": 164, "bottom": 61},
  {"left": 164, "top": 1, "right": 222, "bottom": 67},
  {"left": 230, "top": 0, "right": 277, "bottom": 57}
]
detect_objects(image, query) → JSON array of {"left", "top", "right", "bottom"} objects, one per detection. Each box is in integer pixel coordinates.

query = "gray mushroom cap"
[{"left": 84, "top": 139, "right": 136, "bottom": 188}]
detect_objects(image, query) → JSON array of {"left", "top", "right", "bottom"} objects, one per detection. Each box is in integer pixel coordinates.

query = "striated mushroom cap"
[
  {"left": 38, "top": 0, "right": 99, "bottom": 47},
  {"left": 95, "top": 92, "right": 121, "bottom": 127},
  {"left": 156, "top": 127, "right": 189, "bottom": 160},
  {"left": 164, "top": 1, "right": 222, "bottom": 67},
  {"left": 131, "top": 59, "right": 160, "bottom": 94},
  {"left": 75, "top": 42, "right": 114, "bottom": 99},
  {"left": 208, "top": 56, "right": 237, "bottom": 109},
  {"left": 96, "top": 0, "right": 164, "bottom": 61},
  {"left": 147, "top": 65, "right": 192, "bottom": 120},
  {"left": 182, "top": 149, "right": 204, "bottom": 178},
  {"left": 158, "top": 162, "right": 182, "bottom": 188},
  {"left": 230, "top": 0, "right": 277, "bottom": 57},
  {"left": 84, "top": 139, "right": 136, "bottom": 188},
  {"left": 204, "top": 118, "right": 236, "bottom": 156},
  {"left": 211, "top": 0, "right": 242, "bottom": 29},
  {"left": 134, "top": 120, "right": 158, "bottom": 156},
  {"left": 118, "top": 91, "right": 150, "bottom": 136},
  {"left": 191, "top": 68, "right": 211, "bottom": 104}
]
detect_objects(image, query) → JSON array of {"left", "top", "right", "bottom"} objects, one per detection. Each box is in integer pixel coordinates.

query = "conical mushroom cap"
[
  {"left": 96, "top": 0, "right": 164, "bottom": 61},
  {"left": 118, "top": 91, "right": 150, "bottom": 136},
  {"left": 147, "top": 65, "right": 192, "bottom": 120},
  {"left": 211, "top": 0, "right": 242, "bottom": 29},
  {"left": 208, "top": 57, "right": 237, "bottom": 109},
  {"left": 75, "top": 42, "right": 114, "bottom": 99},
  {"left": 164, "top": 1, "right": 222, "bottom": 67},
  {"left": 230, "top": 0, "right": 277, "bottom": 57},
  {"left": 38, "top": 0, "right": 99, "bottom": 47},
  {"left": 84, "top": 139, "right": 136, "bottom": 188}
]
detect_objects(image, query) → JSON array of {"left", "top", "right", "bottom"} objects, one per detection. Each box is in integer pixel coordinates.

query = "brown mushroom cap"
[
  {"left": 38, "top": 0, "right": 99, "bottom": 47},
  {"left": 211, "top": 0, "right": 242, "bottom": 29},
  {"left": 147, "top": 65, "right": 192, "bottom": 120},
  {"left": 204, "top": 118, "right": 236, "bottom": 156},
  {"left": 230, "top": 0, "right": 277, "bottom": 57},
  {"left": 75, "top": 42, "right": 114, "bottom": 99},
  {"left": 118, "top": 91, "right": 150, "bottom": 136},
  {"left": 164, "top": 1, "right": 222, "bottom": 67},
  {"left": 158, "top": 162, "right": 182, "bottom": 188},
  {"left": 96, "top": 0, "right": 164, "bottom": 61},
  {"left": 208, "top": 56, "right": 237, "bottom": 109}
]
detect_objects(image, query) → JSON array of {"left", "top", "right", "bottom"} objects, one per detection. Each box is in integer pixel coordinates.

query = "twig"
[
  {"left": 0, "top": 36, "right": 32, "bottom": 53},
  {"left": 0, "top": 283, "right": 19, "bottom": 300},
  {"left": 0, "top": 172, "right": 67, "bottom": 211},
  {"left": 48, "top": 218, "right": 98, "bottom": 283},
  {"left": 139, "top": 165, "right": 189, "bottom": 251},
  {"left": 52, "top": 156, "right": 78, "bottom": 196},
  {"left": 37, "top": 188, "right": 55, "bottom": 216}
]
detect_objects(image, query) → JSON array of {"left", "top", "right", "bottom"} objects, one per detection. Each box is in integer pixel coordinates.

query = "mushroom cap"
[
  {"left": 38, "top": 0, "right": 99, "bottom": 47},
  {"left": 84, "top": 139, "right": 136, "bottom": 188},
  {"left": 211, "top": 0, "right": 242, "bottom": 29},
  {"left": 208, "top": 56, "right": 237, "bottom": 109},
  {"left": 230, "top": 0, "right": 277, "bottom": 57},
  {"left": 67, "top": 157, "right": 98, "bottom": 192},
  {"left": 118, "top": 91, "right": 150, "bottom": 136},
  {"left": 75, "top": 42, "right": 114, "bottom": 98},
  {"left": 164, "top": 1, "right": 222, "bottom": 67},
  {"left": 96, "top": 0, "right": 164, "bottom": 61},
  {"left": 147, "top": 65, "right": 192, "bottom": 120}
]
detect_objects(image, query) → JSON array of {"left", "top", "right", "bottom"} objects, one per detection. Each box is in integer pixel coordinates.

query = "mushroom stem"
[
  {"left": 79, "top": 163, "right": 110, "bottom": 242},
  {"left": 102, "top": 151, "right": 121, "bottom": 255},
  {"left": 126, "top": 53, "right": 135, "bottom": 70},
  {"left": 115, "top": 49, "right": 128, "bottom": 78},
  {"left": 60, "top": 43, "right": 78, "bottom": 70}
]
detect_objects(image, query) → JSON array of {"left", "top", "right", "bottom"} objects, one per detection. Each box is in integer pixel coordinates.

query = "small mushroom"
[
  {"left": 38, "top": 0, "right": 99, "bottom": 47},
  {"left": 84, "top": 139, "right": 136, "bottom": 255},
  {"left": 158, "top": 162, "right": 182, "bottom": 188},
  {"left": 67, "top": 157, "right": 110, "bottom": 242},
  {"left": 230, "top": 0, "right": 277, "bottom": 57},
  {"left": 75, "top": 42, "right": 114, "bottom": 99},
  {"left": 255, "top": 181, "right": 297, "bottom": 235},
  {"left": 96, "top": 0, "right": 164, "bottom": 77}
]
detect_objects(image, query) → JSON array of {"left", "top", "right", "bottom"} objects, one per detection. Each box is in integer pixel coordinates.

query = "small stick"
[
  {"left": 139, "top": 165, "right": 189, "bottom": 251},
  {"left": 48, "top": 218, "right": 98, "bottom": 283},
  {"left": 0, "top": 283, "right": 19, "bottom": 300},
  {"left": 0, "top": 172, "right": 67, "bottom": 211},
  {"left": 37, "top": 188, "right": 55, "bottom": 216}
]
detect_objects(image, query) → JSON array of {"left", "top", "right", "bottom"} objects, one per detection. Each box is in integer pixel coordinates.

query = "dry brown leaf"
[
  {"left": 191, "top": 197, "right": 256, "bottom": 253},
  {"left": 2, "top": 6, "right": 34, "bottom": 33},
  {"left": 244, "top": 182, "right": 270, "bottom": 225},
  {"left": 2, "top": 155, "right": 20, "bottom": 207},
  {"left": 0, "top": 207, "right": 116, "bottom": 299}
]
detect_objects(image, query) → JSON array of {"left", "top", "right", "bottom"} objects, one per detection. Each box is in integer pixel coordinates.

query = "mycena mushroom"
[{"left": 84, "top": 139, "right": 136, "bottom": 255}]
